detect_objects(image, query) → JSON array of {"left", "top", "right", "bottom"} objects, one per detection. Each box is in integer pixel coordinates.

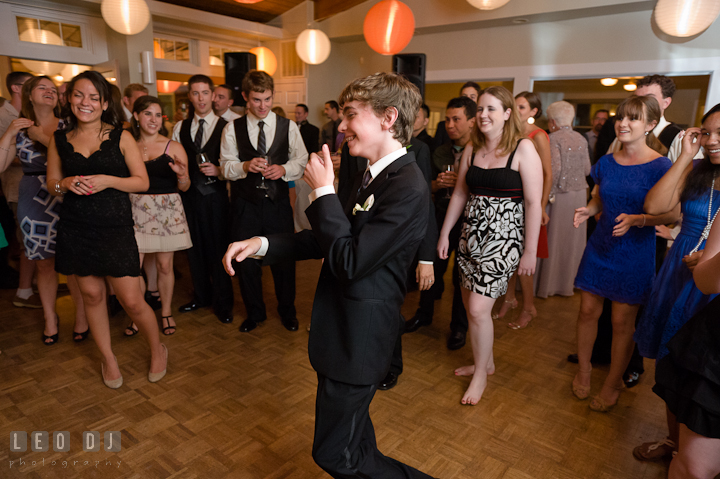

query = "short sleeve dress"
[
  {"left": 574, "top": 154, "right": 672, "bottom": 304},
  {"left": 457, "top": 142, "right": 524, "bottom": 299},
  {"left": 54, "top": 127, "right": 140, "bottom": 277}
]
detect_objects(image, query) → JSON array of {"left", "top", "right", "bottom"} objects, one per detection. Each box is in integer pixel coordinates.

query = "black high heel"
[
  {"left": 73, "top": 329, "right": 90, "bottom": 342},
  {"left": 42, "top": 315, "right": 59, "bottom": 346}
]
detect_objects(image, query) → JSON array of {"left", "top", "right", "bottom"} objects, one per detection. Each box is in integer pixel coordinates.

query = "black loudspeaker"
[
  {"left": 224, "top": 52, "right": 257, "bottom": 107},
  {"left": 392, "top": 53, "right": 426, "bottom": 99}
]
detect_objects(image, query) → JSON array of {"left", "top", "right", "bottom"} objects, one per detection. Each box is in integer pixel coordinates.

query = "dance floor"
[{"left": 0, "top": 253, "right": 669, "bottom": 478}]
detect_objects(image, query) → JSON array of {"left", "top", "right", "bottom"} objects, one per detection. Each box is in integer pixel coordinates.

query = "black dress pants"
[
  {"left": 181, "top": 188, "right": 234, "bottom": 315},
  {"left": 312, "top": 374, "right": 436, "bottom": 479},
  {"left": 232, "top": 195, "right": 296, "bottom": 323}
]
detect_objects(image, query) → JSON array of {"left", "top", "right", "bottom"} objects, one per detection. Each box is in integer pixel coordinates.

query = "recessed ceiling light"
[
  {"left": 623, "top": 83, "right": 637, "bottom": 92},
  {"left": 600, "top": 78, "right": 618, "bottom": 87}
]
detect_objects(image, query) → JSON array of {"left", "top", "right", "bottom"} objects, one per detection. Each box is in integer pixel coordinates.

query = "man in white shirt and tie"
[
  {"left": 213, "top": 84, "right": 241, "bottom": 122},
  {"left": 172, "top": 74, "right": 234, "bottom": 324},
  {"left": 220, "top": 70, "right": 308, "bottom": 333}
]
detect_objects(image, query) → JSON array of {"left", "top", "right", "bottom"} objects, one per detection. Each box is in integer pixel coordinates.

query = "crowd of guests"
[{"left": 1, "top": 68, "right": 719, "bottom": 477}]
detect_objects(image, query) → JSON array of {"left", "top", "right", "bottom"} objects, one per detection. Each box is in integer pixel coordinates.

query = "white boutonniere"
[{"left": 352, "top": 194, "right": 375, "bottom": 215}]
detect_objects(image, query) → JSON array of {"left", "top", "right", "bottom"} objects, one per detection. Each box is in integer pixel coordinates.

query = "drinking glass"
[
  {"left": 196, "top": 153, "right": 217, "bottom": 185},
  {"left": 444, "top": 164, "right": 454, "bottom": 198},
  {"left": 256, "top": 155, "right": 270, "bottom": 196}
]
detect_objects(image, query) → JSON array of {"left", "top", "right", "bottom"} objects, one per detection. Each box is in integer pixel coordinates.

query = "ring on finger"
[{"left": 75, "top": 181, "right": 81, "bottom": 187}]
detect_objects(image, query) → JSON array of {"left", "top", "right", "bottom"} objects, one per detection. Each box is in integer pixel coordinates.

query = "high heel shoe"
[
  {"left": 572, "top": 368, "right": 592, "bottom": 400},
  {"left": 42, "top": 314, "right": 60, "bottom": 346},
  {"left": 148, "top": 344, "right": 168, "bottom": 383},
  {"left": 589, "top": 384, "right": 626, "bottom": 412},
  {"left": 492, "top": 299, "right": 518, "bottom": 320},
  {"left": 101, "top": 356, "right": 123, "bottom": 389},
  {"left": 161, "top": 316, "right": 176, "bottom": 336},
  {"left": 508, "top": 308, "right": 536, "bottom": 330},
  {"left": 73, "top": 329, "right": 89, "bottom": 342}
]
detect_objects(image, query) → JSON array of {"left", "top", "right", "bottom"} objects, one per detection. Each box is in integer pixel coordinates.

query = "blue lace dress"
[
  {"left": 574, "top": 154, "right": 672, "bottom": 304},
  {"left": 634, "top": 187, "right": 720, "bottom": 360}
]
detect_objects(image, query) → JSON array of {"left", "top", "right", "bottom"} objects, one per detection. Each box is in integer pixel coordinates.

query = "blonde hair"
[
  {"left": 338, "top": 72, "right": 422, "bottom": 145},
  {"left": 471, "top": 86, "right": 524, "bottom": 157},
  {"left": 616, "top": 95, "right": 667, "bottom": 156}
]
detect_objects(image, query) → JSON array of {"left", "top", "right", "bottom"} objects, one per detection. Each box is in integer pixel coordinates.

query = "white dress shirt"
[
  {"left": 123, "top": 104, "right": 132, "bottom": 122},
  {"left": 219, "top": 110, "right": 308, "bottom": 182},
  {"left": 172, "top": 110, "right": 221, "bottom": 149},
  {"left": 220, "top": 109, "right": 241, "bottom": 122}
]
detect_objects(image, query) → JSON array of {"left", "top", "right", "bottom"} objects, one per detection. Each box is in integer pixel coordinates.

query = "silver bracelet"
[{"left": 54, "top": 180, "right": 65, "bottom": 195}]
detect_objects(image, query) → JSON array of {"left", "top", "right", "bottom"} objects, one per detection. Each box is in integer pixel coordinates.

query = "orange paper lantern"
[
  {"left": 249, "top": 46, "right": 277, "bottom": 76},
  {"left": 363, "top": 0, "right": 415, "bottom": 56}
]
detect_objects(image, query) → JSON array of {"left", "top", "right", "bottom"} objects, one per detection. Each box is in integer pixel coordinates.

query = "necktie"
[
  {"left": 257, "top": 120, "right": 266, "bottom": 157},
  {"left": 361, "top": 169, "right": 372, "bottom": 189},
  {"left": 194, "top": 119, "right": 205, "bottom": 151}
]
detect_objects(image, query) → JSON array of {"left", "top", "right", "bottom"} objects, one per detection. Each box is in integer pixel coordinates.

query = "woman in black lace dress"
[{"left": 46, "top": 71, "right": 167, "bottom": 388}]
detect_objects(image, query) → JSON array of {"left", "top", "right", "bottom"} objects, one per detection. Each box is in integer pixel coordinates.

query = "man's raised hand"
[
  {"left": 223, "top": 238, "right": 262, "bottom": 276},
  {"left": 304, "top": 144, "right": 335, "bottom": 190}
]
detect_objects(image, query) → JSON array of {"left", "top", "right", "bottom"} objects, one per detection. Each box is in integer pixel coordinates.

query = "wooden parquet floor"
[{"left": 0, "top": 253, "right": 670, "bottom": 479}]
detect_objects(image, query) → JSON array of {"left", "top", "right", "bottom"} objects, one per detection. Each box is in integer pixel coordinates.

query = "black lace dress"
[{"left": 54, "top": 128, "right": 140, "bottom": 277}]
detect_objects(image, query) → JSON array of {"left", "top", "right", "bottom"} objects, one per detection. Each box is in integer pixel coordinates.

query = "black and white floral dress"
[{"left": 457, "top": 143, "right": 524, "bottom": 298}]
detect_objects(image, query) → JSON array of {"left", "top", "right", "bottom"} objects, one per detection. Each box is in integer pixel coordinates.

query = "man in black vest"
[
  {"left": 295, "top": 103, "right": 319, "bottom": 154},
  {"left": 220, "top": 70, "right": 308, "bottom": 333},
  {"left": 172, "top": 74, "right": 234, "bottom": 324}
]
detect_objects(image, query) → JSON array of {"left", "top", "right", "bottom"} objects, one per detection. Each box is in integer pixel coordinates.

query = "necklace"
[
  {"left": 138, "top": 140, "right": 149, "bottom": 159},
  {"left": 689, "top": 174, "right": 719, "bottom": 254}
]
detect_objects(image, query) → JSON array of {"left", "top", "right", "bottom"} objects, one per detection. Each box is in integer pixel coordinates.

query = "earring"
[
  {"left": 645, "top": 131, "right": 649, "bottom": 136},
  {"left": 527, "top": 117, "right": 535, "bottom": 125}
]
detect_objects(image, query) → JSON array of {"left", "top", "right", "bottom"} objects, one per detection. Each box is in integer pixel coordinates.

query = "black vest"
[
  {"left": 658, "top": 122, "right": 683, "bottom": 151},
  {"left": 231, "top": 115, "right": 290, "bottom": 204},
  {"left": 179, "top": 116, "right": 228, "bottom": 196}
]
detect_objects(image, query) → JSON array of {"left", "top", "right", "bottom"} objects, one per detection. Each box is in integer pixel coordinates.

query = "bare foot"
[
  {"left": 455, "top": 364, "right": 474, "bottom": 376},
  {"left": 461, "top": 372, "right": 488, "bottom": 405}
]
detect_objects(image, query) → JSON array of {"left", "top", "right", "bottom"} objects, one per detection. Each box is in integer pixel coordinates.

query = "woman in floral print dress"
[
  {"left": 438, "top": 86, "right": 543, "bottom": 405},
  {"left": 126, "top": 96, "right": 192, "bottom": 336}
]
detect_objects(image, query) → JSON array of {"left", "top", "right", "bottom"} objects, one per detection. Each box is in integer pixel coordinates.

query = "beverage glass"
[
  {"left": 196, "top": 153, "right": 217, "bottom": 185},
  {"left": 444, "top": 164, "right": 454, "bottom": 199},
  {"left": 256, "top": 155, "right": 270, "bottom": 196}
]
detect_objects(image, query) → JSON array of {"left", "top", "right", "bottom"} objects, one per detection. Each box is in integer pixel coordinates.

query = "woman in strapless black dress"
[
  {"left": 438, "top": 86, "right": 544, "bottom": 405},
  {"left": 665, "top": 190, "right": 720, "bottom": 478},
  {"left": 46, "top": 71, "right": 167, "bottom": 389}
]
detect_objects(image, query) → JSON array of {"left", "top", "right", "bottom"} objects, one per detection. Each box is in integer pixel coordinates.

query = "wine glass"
[
  {"left": 196, "top": 153, "right": 217, "bottom": 185},
  {"left": 256, "top": 155, "right": 270, "bottom": 196},
  {"left": 444, "top": 164, "right": 454, "bottom": 198}
]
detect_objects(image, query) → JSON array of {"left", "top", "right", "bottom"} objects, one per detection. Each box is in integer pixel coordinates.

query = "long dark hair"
[
  {"left": 130, "top": 96, "right": 168, "bottom": 140},
  {"left": 63, "top": 71, "right": 122, "bottom": 133},
  {"left": 680, "top": 103, "right": 720, "bottom": 203},
  {"left": 20, "top": 76, "right": 61, "bottom": 123},
  {"left": 515, "top": 91, "right": 542, "bottom": 120}
]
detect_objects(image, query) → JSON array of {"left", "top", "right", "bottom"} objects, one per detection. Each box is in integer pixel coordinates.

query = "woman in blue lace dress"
[
  {"left": 572, "top": 96, "right": 677, "bottom": 412},
  {"left": 631, "top": 103, "right": 720, "bottom": 461},
  {"left": 0, "top": 76, "right": 88, "bottom": 345}
]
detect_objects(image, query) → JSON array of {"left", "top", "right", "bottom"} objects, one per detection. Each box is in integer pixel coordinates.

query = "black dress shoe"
[
  {"left": 378, "top": 372, "right": 398, "bottom": 390},
  {"left": 404, "top": 314, "right": 432, "bottom": 333},
  {"left": 179, "top": 300, "right": 207, "bottom": 313},
  {"left": 239, "top": 318, "right": 261, "bottom": 332},
  {"left": 623, "top": 370, "right": 642, "bottom": 388},
  {"left": 446, "top": 330, "right": 466, "bottom": 350},
  {"left": 281, "top": 318, "right": 299, "bottom": 331},
  {"left": 216, "top": 312, "right": 233, "bottom": 324}
]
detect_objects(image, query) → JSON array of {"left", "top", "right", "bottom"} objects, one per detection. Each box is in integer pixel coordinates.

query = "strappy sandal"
[
  {"left": 508, "top": 308, "right": 536, "bottom": 330},
  {"left": 124, "top": 322, "right": 139, "bottom": 337},
  {"left": 589, "top": 384, "right": 626, "bottom": 412},
  {"left": 42, "top": 315, "right": 60, "bottom": 345},
  {"left": 492, "top": 298, "right": 518, "bottom": 320},
  {"left": 161, "top": 316, "right": 176, "bottom": 336},
  {"left": 73, "top": 329, "right": 90, "bottom": 342},
  {"left": 632, "top": 437, "right": 677, "bottom": 462},
  {"left": 572, "top": 368, "right": 591, "bottom": 400}
]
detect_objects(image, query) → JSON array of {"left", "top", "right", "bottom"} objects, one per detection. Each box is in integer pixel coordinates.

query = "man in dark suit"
[
  {"left": 320, "top": 100, "right": 342, "bottom": 151},
  {"left": 172, "top": 74, "right": 234, "bottom": 324},
  {"left": 223, "top": 73, "right": 435, "bottom": 479},
  {"left": 413, "top": 103, "right": 433, "bottom": 148},
  {"left": 294, "top": 103, "right": 319, "bottom": 154}
]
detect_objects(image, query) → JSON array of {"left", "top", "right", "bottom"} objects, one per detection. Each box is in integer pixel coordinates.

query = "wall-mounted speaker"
[
  {"left": 392, "top": 53, "right": 426, "bottom": 99},
  {"left": 224, "top": 52, "right": 257, "bottom": 107}
]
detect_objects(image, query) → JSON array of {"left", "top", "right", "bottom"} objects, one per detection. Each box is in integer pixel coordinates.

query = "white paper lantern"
[
  {"left": 467, "top": 0, "right": 511, "bottom": 10},
  {"left": 653, "top": 0, "right": 720, "bottom": 37},
  {"left": 295, "top": 29, "right": 331, "bottom": 65},
  {"left": 101, "top": 0, "right": 151, "bottom": 36}
]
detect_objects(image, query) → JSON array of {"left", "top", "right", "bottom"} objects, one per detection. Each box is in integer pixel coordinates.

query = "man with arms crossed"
[{"left": 223, "top": 73, "right": 435, "bottom": 478}]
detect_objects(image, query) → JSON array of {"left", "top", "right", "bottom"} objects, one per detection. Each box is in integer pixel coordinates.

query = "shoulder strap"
[
  {"left": 506, "top": 139, "right": 523, "bottom": 169},
  {"left": 164, "top": 140, "right": 171, "bottom": 154}
]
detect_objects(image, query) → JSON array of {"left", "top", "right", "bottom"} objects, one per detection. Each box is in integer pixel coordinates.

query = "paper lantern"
[
  {"left": 363, "top": 0, "right": 415, "bottom": 56},
  {"left": 467, "top": 0, "right": 511, "bottom": 10},
  {"left": 295, "top": 29, "right": 332, "bottom": 65},
  {"left": 653, "top": 0, "right": 720, "bottom": 37},
  {"left": 157, "top": 80, "right": 182, "bottom": 94},
  {"left": 101, "top": 0, "right": 150, "bottom": 36},
  {"left": 18, "top": 29, "right": 64, "bottom": 76},
  {"left": 249, "top": 47, "right": 277, "bottom": 76}
]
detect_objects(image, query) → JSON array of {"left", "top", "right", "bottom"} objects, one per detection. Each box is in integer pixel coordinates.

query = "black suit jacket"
[
  {"left": 298, "top": 121, "right": 320, "bottom": 154},
  {"left": 264, "top": 152, "right": 429, "bottom": 385},
  {"left": 337, "top": 142, "right": 437, "bottom": 262}
]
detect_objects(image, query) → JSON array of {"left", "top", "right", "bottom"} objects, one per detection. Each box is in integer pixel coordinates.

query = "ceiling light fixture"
[
  {"left": 101, "top": 0, "right": 150, "bottom": 35},
  {"left": 467, "top": 0, "right": 511, "bottom": 10},
  {"left": 653, "top": 0, "right": 720, "bottom": 37},
  {"left": 623, "top": 83, "right": 638, "bottom": 92},
  {"left": 600, "top": 78, "right": 618, "bottom": 87}
]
